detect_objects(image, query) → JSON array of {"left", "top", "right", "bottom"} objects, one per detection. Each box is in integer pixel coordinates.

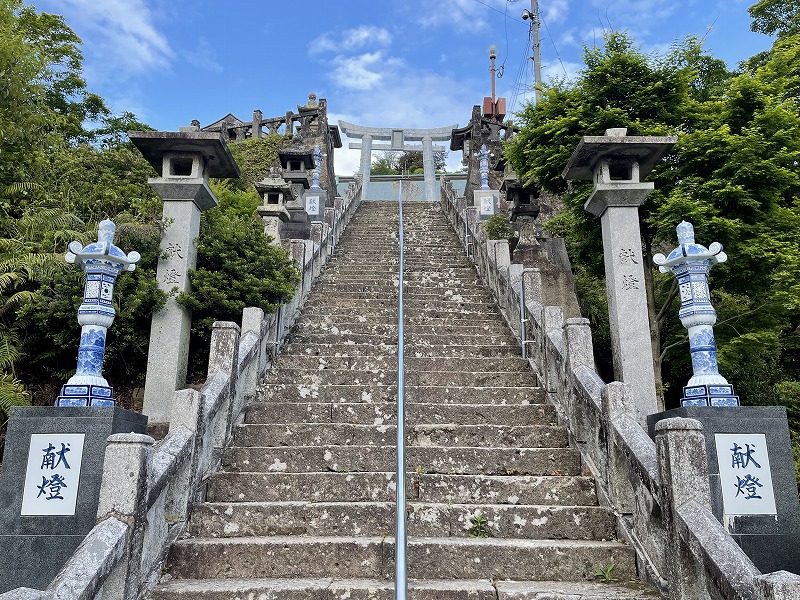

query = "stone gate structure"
[{"left": 339, "top": 120, "right": 456, "bottom": 201}]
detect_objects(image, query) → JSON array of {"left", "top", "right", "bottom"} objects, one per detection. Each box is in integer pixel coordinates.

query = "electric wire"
[
  {"left": 539, "top": 10, "right": 569, "bottom": 77},
  {"left": 509, "top": 24, "right": 534, "bottom": 113},
  {"left": 471, "top": 0, "right": 525, "bottom": 23}
]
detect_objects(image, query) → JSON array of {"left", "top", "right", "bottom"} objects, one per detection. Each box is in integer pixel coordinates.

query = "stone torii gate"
[{"left": 339, "top": 121, "right": 457, "bottom": 201}]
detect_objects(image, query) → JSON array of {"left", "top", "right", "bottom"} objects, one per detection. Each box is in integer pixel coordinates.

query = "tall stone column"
[
  {"left": 422, "top": 136, "right": 436, "bottom": 201},
  {"left": 563, "top": 128, "right": 676, "bottom": 425},
  {"left": 128, "top": 130, "right": 240, "bottom": 426},
  {"left": 359, "top": 134, "right": 372, "bottom": 201}
]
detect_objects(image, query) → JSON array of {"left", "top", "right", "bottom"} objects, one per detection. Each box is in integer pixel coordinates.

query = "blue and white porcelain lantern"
[
  {"left": 653, "top": 221, "right": 739, "bottom": 407},
  {"left": 478, "top": 144, "right": 491, "bottom": 190},
  {"left": 311, "top": 145, "right": 324, "bottom": 190},
  {"left": 56, "top": 220, "right": 140, "bottom": 407}
]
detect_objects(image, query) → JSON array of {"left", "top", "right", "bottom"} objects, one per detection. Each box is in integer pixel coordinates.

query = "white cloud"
[
  {"left": 49, "top": 0, "right": 173, "bottom": 74},
  {"left": 415, "top": 0, "right": 506, "bottom": 31},
  {"left": 331, "top": 52, "right": 390, "bottom": 91},
  {"left": 310, "top": 26, "right": 392, "bottom": 55},
  {"left": 329, "top": 70, "right": 481, "bottom": 176},
  {"left": 543, "top": 0, "right": 570, "bottom": 25}
]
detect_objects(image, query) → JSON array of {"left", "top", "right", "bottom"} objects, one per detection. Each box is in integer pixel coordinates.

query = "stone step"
[
  {"left": 294, "top": 314, "right": 504, "bottom": 326},
  {"left": 291, "top": 322, "right": 511, "bottom": 338},
  {"left": 302, "top": 298, "right": 499, "bottom": 312},
  {"left": 165, "top": 536, "right": 637, "bottom": 582},
  {"left": 221, "top": 445, "right": 581, "bottom": 476},
  {"left": 289, "top": 332, "right": 517, "bottom": 347},
  {"left": 206, "top": 472, "right": 598, "bottom": 505},
  {"left": 234, "top": 423, "right": 568, "bottom": 448},
  {"left": 318, "top": 270, "right": 477, "bottom": 282},
  {"left": 265, "top": 368, "right": 534, "bottom": 388},
  {"left": 300, "top": 291, "right": 493, "bottom": 303},
  {"left": 299, "top": 304, "right": 500, "bottom": 318},
  {"left": 284, "top": 342, "right": 520, "bottom": 358},
  {"left": 188, "top": 501, "right": 615, "bottom": 540},
  {"left": 147, "top": 577, "right": 660, "bottom": 600},
  {"left": 275, "top": 354, "right": 528, "bottom": 373},
  {"left": 245, "top": 401, "right": 556, "bottom": 426},
  {"left": 257, "top": 384, "right": 545, "bottom": 404},
  {"left": 310, "top": 283, "right": 492, "bottom": 294}
]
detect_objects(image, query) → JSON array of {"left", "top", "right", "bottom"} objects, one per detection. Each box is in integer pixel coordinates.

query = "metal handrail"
[{"left": 395, "top": 178, "right": 408, "bottom": 600}]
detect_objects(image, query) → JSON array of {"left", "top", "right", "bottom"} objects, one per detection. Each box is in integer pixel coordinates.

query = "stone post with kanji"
[
  {"left": 129, "top": 128, "right": 240, "bottom": 426},
  {"left": 653, "top": 221, "right": 739, "bottom": 406},
  {"left": 563, "top": 128, "right": 676, "bottom": 425}
]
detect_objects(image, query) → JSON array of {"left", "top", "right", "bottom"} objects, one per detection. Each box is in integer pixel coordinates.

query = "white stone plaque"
[
  {"left": 480, "top": 196, "right": 494, "bottom": 215},
  {"left": 21, "top": 433, "right": 86, "bottom": 516},
  {"left": 715, "top": 433, "right": 777, "bottom": 515},
  {"left": 306, "top": 195, "right": 320, "bottom": 215}
]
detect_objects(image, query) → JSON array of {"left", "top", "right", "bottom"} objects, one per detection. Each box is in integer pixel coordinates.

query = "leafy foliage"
[
  {"left": 504, "top": 25, "right": 800, "bottom": 418},
  {"left": 227, "top": 135, "right": 293, "bottom": 183},
  {"left": 177, "top": 203, "right": 299, "bottom": 379},
  {"left": 483, "top": 214, "right": 515, "bottom": 240},
  {"left": 370, "top": 149, "right": 448, "bottom": 175},
  {"left": 19, "top": 220, "right": 167, "bottom": 388},
  {"left": 750, "top": 0, "right": 800, "bottom": 37}
]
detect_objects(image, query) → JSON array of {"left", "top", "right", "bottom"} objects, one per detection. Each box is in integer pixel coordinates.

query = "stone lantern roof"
[
  {"left": 562, "top": 128, "right": 676, "bottom": 181},
  {"left": 127, "top": 130, "right": 240, "bottom": 179}
]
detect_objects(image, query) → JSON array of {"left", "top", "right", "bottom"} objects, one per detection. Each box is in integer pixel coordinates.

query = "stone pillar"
[
  {"left": 422, "top": 136, "right": 436, "bottom": 201},
  {"left": 359, "top": 134, "right": 372, "bottom": 201},
  {"left": 756, "top": 571, "right": 800, "bottom": 600},
  {"left": 655, "top": 417, "right": 712, "bottom": 600},
  {"left": 95, "top": 432, "right": 154, "bottom": 600},
  {"left": 128, "top": 131, "right": 239, "bottom": 426},
  {"left": 598, "top": 202, "right": 658, "bottom": 423},
  {"left": 563, "top": 128, "right": 676, "bottom": 425},
  {"left": 143, "top": 198, "right": 201, "bottom": 421},
  {"left": 252, "top": 109, "right": 262, "bottom": 139}
]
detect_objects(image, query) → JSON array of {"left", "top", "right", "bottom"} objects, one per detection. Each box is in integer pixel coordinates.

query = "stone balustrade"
[
  {"left": 0, "top": 177, "right": 363, "bottom": 600},
  {"left": 440, "top": 176, "right": 800, "bottom": 600}
]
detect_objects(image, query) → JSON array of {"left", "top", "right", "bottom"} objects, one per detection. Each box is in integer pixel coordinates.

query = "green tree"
[
  {"left": 504, "top": 31, "right": 700, "bottom": 390},
  {"left": 177, "top": 197, "right": 298, "bottom": 379},
  {"left": 505, "top": 27, "right": 800, "bottom": 412},
  {"left": 750, "top": 0, "right": 800, "bottom": 37}
]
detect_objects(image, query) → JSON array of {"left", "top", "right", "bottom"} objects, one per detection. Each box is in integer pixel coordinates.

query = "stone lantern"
[
  {"left": 277, "top": 147, "right": 315, "bottom": 239},
  {"left": 56, "top": 220, "right": 140, "bottom": 407},
  {"left": 128, "top": 128, "right": 239, "bottom": 425},
  {"left": 563, "top": 127, "right": 676, "bottom": 424},
  {"left": 501, "top": 172, "right": 540, "bottom": 222},
  {"left": 654, "top": 221, "right": 739, "bottom": 406},
  {"left": 255, "top": 166, "right": 293, "bottom": 245}
]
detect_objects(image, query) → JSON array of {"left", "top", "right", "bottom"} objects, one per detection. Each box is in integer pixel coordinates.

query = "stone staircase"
[{"left": 148, "top": 201, "right": 659, "bottom": 599}]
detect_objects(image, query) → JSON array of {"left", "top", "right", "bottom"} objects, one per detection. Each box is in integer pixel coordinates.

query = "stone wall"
[
  {"left": 0, "top": 178, "right": 363, "bottom": 600},
  {"left": 440, "top": 176, "right": 800, "bottom": 600}
]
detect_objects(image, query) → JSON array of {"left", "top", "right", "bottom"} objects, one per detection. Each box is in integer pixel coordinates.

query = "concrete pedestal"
[
  {"left": 474, "top": 189, "right": 499, "bottom": 222},
  {"left": 303, "top": 189, "right": 328, "bottom": 222},
  {"left": 0, "top": 406, "right": 147, "bottom": 592},
  {"left": 648, "top": 406, "right": 800, "bottom": 574}
]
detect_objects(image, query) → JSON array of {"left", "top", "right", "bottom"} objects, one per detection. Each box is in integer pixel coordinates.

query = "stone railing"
[
  {"left": 1, "top": 178, "right": 363, "bottom": 600},
  {"left": 440, "top": 176, "right": 800, "bottom": 600}
]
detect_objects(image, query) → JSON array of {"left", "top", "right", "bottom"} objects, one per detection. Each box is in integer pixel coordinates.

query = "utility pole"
[{"left": 523, "top": 1, "right": 542, "bottom": 104}]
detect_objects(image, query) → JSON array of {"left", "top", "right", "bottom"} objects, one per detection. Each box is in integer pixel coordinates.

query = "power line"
[
  {"left": 471, "top": 0, "right": 526, "bottom": 24},
  {"left": 539, "top": 10, "right": 569, "bottom": 78}
]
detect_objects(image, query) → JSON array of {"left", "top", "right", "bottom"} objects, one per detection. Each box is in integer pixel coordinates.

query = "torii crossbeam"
[{"left": 339, "top": 121, "right": 457, "bottom": 201}]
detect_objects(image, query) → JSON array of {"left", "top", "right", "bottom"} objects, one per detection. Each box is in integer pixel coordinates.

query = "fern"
[{"left": 0, "top": 373, "right": 30, "bottom": 424}]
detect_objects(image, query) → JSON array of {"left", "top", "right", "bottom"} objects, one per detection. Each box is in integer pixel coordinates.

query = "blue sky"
[{"left": 34, "top": 0, "right": 774, "bottom": 174}]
